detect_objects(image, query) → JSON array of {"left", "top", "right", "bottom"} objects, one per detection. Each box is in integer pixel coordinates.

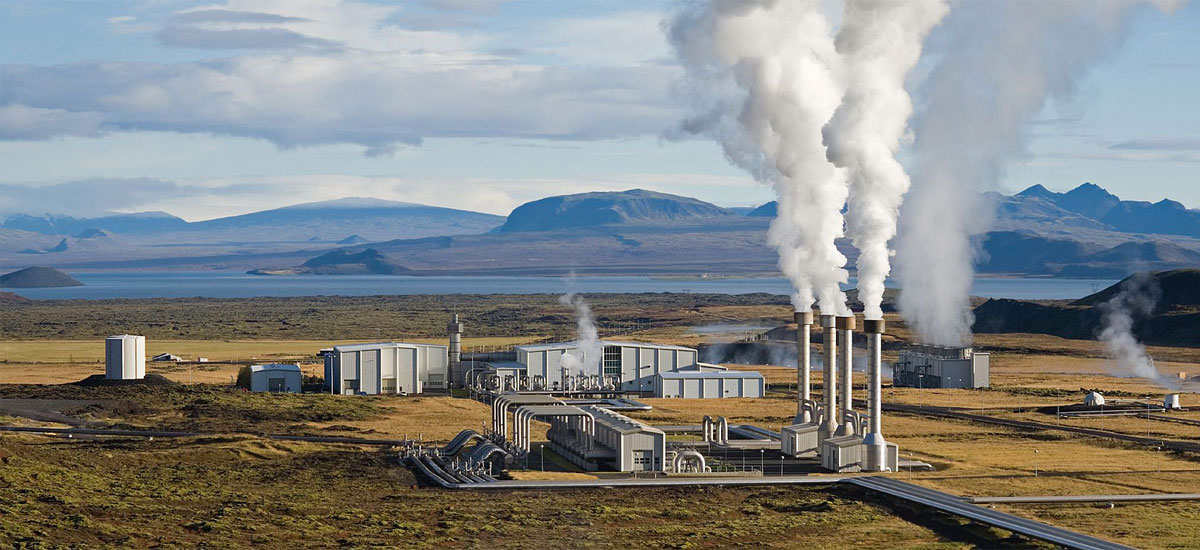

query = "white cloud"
[{"left": 1, "top": 0, "right": 679, "bottom": 154}]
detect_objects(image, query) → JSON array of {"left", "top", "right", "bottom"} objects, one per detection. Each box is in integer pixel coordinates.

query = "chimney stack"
[
  {"left": 794, "top": 311, "right": 814, "bottom": 423},
  {"left": 835, "top": 315, "right": 856, "bottom": 436},
  {"left": 448, "top": 313, "right": 463, "bottom": 387},
  {"left": 862, "top": 318, "right": 888, "bottom": 471},
  {"left": 818, "top": 314, "right": 839, "bottom": 447}
]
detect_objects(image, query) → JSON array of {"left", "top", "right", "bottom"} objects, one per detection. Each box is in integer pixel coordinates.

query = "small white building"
[
  {"left": 105, "top": 335, "right": 145, "bottom": 380},
  {"left": 516, "top": 341, "right": 700, "bottom": 392},
  {"left": 324, "top": 342, "right": 448, "bottom": 395},
  {"left": 652, "top": 370, "right": 765, "bottom": 398},
  {"left": 249, "top": 364, "right": 302, "bottom": 393}
]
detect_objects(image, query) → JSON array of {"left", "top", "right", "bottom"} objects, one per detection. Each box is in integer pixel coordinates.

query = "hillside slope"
[
  {"left": 496, "top": 189, "right": 731, "bottom": 233},
  {"left": 973, "top": 269, "right": 1200, "bottom": 345},
  {"left": 0, "top": 266, "right": 84, "bottom": 288}
]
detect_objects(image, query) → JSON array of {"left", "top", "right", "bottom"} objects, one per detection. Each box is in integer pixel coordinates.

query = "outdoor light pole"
[{"left": 760, "top": 449, "right": 764, "bottom": 473}]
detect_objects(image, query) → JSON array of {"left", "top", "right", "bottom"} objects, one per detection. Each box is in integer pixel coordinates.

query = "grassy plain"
[{"left": 2, "top": 293, "right": 1199, "bottom": 549}]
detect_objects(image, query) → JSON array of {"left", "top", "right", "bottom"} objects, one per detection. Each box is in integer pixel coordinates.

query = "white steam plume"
[
  {"left": 895, "top": 0, "right": 1182, "bottom": 346},
  {"left": 822, "top": 0, "right": 949, "bottom": 320},
  {"left": 667, "top": 0, "right": 850, "bottom": 314},
  {"left": 559, "top": 290, "right": 603, "bottom": 377},
  {"left": 1097, "top": 272, "right": 1175, "bottom": 387}
]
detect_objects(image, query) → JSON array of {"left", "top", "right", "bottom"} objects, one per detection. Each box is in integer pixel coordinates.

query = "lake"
[{"left": 5, "top": 271, "right": 1119, "bottom": 301}]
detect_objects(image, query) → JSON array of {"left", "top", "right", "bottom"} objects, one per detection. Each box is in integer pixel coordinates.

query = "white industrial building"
[
  {"left": 475, "top": 340, "right": 763, "bottom": 398},
  {"left": 249, "top": 364, "right": 302, "bottom": 393},
  {"left": 324, "top": 342, "right": 448, "bottom": 395},
  {"left": 105, "top": 335, "right": 145, "bottom": 380},
  {"left": 894, "top": 345, "right": 989, "bottom": 389},
  {"left": 547, "top": 405, "right": 667, "bottom": 472},
  {"left": 653, "top": 370, "right": 765, "bottom": 399}
]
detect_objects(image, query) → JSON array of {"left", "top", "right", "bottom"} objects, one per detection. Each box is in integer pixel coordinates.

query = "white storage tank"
[
  {"left": 249, "top": 364, "right": 303, "bottom": 393},
  {"left": 105, "top": 335, "right": 146, "bottom": 380},
  {"left": 1164, "top": 394, "right": 1182, "bottom": 410}
]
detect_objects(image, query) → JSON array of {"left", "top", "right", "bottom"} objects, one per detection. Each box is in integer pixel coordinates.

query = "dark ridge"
[{"left": 0, "top": 266, "right": 84, "bottom": 288}]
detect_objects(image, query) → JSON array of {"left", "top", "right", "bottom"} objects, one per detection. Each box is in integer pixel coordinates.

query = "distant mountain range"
[
  {"left": 1, "top": 183, "right": 1197, "bottom": 279},
  {"left": 2, "top": 197, "right": 504, "bottom": 243}
]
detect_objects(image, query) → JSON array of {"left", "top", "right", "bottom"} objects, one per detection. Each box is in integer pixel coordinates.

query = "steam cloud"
[
  {"left": 1097, "top": 273, "right": 1174, "bottom": 387},
  {"left": 894, "top": 0, "right": 1181, "bottom": 346},
  {"left": 559, "top": 289, "right": 603, "bottom": 376},
  {"left": 822, "top": 0, "right": 948, "bottom": 320},
  {"left": 667, "top": 0, "right": 850, "bottom": 314}
]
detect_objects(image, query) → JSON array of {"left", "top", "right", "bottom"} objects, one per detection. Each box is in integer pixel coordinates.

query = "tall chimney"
[
  {"left": 447, "top": 313, "right": 463, "bottom": 387},
  {"left": 818, "top": 314, "right": 839, "bottom": 446},
  {"left": 835, "top": 315, "right": 856, "bottom": 436},
  {"left": 862, "top": 318, "right": 888, "bottom": 471},
  {"left": 794, "top": 310, "right": 814, "bottom": 423}
]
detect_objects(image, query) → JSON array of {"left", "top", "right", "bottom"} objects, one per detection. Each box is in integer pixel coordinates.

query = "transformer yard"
[{"left": 1, "top": 293, "right": 1198, "bottom": 549}]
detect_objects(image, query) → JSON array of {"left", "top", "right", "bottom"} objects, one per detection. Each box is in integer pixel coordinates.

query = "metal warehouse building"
[
  {"left": 249, "top": 364, "right": 302, "bottom": 393},
  {"left": 105, "top": 335, "right": 146, "bottom": 380},
  {"left": 325, "top": 342, "right": 448, "bottom": 395},
  {"left": 547, "top": 405, "right": 666, "bottom": 472},
  {"left": 510, "top": 341, "right": 744, "bottom": 390},
  {"left": 652, "top": 370, "right": 765, "bottom": 398},
  {"left": 894, "top": 345, "right": 989, "bottom": 389}
]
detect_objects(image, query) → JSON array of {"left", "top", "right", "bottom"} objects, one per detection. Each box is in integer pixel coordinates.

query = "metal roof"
[
  {"left": 484, "top": 361, "right": 527, "bottom": 371},
  {"left": 580, "top": 405, "right": 664, "bottom": 435},
  {"left": 333, "top": 341, "right": 448, "bottom": 352},
  {"left": 249, "top": 364, "right": 301, "bottom": 373},
  {"left": 516, "top": 340, "right": 695, "bottom": 353},
  {"left": 654, "top": 370, "right": 763, "bottom": 380}
]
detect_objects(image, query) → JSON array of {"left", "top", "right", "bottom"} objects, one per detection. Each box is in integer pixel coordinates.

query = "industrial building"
[
  {"left": 472, "top": 340, "right": 763, "bottom": 398},
  {"left": 105, "top": 335, "right": 145, "bottom": 380},
  {"left": 547, "top": 405, "right": 666, "bottom": 472},
  {"left": 324, "top": 342, "right": 448, "bottom": 395},
  {"left": 652, "top": 370, "right": 765, "bottom": 398},
  {"left": 249, "top": 364, "right": 302, "bottom": 393},
  {"left": 894, "top": 345, "right": 990, "bottom": 389}
]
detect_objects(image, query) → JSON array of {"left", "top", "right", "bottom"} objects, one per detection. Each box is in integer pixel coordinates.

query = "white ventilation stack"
[
  {"left": 818, "top": 314, "right": 839, "bottom": 447},
  {"left": 105, "top": 335, "right": 146, "bottom": 380},
  {"left": 835, "top": 315, "right": 856, "bottom": 436},
  {"left": 795, "top": 311, "right": 814, "bottom": 423},
  {"left": 447, "top": 314, "right": 463, "bottom": 387},
  {"left": 862, "top": 319, "right": 888, "bottom": 471}
]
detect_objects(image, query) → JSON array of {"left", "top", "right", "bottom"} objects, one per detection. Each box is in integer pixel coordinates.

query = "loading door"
[
  {"left": 632, "top": 450, "right": 654, "bottom": 471},
  {"left": 268, "top": 377, "right": 286, "bottom": 392}
]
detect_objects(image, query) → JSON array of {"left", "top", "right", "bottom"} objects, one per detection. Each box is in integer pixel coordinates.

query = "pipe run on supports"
[
  {"left": 794, "top": 311, "right": 814, "bottom": 424},
  {"left": 862, "top": 318, "right": 888, "bottom": 472},
  {"left": 834, "top": 315, "right": 856, "bottom": 437},
  {"left": 818, "top": 314, "right": 838, "bottom": 450}
]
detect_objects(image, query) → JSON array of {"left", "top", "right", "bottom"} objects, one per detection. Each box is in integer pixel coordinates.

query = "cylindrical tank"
[
  {"left": 105, "top": 335, "right": 146, "bottom": 380},
  {"left": 1164, "top": 394, "right": 1181, "bottom": 410}
]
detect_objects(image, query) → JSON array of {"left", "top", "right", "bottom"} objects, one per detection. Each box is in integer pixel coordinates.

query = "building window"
[{"left": 603, "top": 346, "right": 621, "bottom": 377}]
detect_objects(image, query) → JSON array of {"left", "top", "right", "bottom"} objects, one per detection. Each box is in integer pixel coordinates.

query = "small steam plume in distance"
[
  {"left": 666, "top": 0, "right": 850, "bottom": 315},
  {"left": 1096, "top": 272, "right": 1176, "bottom": 388},
  {"left": 559, "top": 275, "right": 603, "bottom": 376},
  {"left": 894, "top": 0, "right": 1183, "bottom": 347}
]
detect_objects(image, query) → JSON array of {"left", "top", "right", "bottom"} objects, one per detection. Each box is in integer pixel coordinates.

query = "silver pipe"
[
  {"left": 862, "top": 318, "right": 888, "bottom": 472},
  {"left": 835, "top": 315, "right": 856, "bottom": 436},
  {"left": 795, "top": 311, "right": 813, "bottom": 423},
  {"left": 818, "top": 314, "right": 839, "bottom": 447}
]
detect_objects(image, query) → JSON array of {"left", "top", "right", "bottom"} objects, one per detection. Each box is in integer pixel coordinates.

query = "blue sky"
[{"left": 1, "top": 0, "right": 1196, "bottom": 220}]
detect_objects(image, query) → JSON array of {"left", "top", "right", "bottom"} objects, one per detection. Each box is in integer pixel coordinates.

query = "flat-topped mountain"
[
  {"left": 0, "top": 266, "right": 84, "bottom": 288},
  {"left": 495, "top": 189, "right": 732, "bottom": 233},
  {"left": 297, "top": 248, "right": 411, "bottom": 275},
  {"left": 2, "top": 211, "right": 187, "bottom": 235}
]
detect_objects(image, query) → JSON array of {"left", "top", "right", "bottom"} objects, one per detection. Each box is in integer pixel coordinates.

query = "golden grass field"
[{"left": 3, "top": 306, "right": 1199, "bottom": 549}]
